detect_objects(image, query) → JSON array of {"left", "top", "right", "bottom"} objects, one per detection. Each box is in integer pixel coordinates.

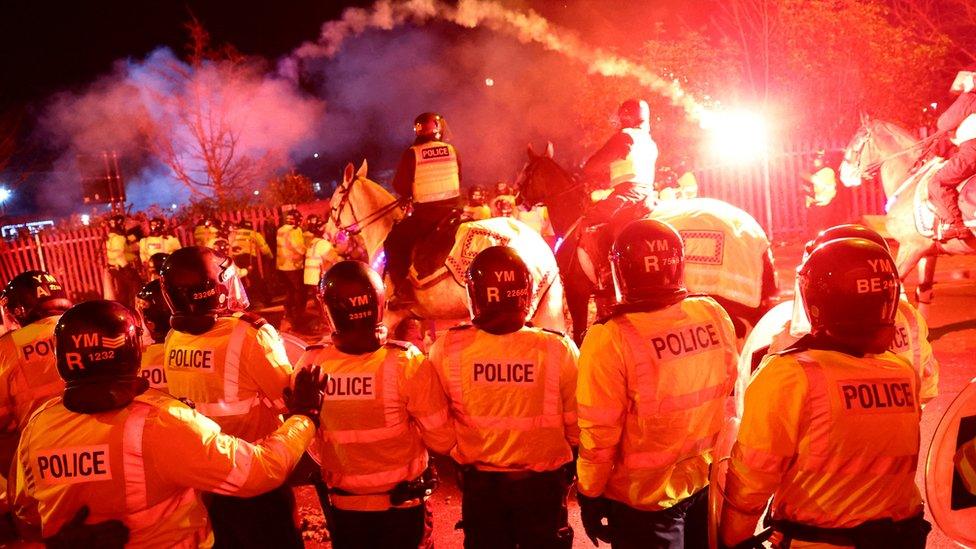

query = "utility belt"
[
  {"left": 328, "top": 467, "right": 438, "bottom": 512},
  {"left": 769, "top": 514, "right": 930, "bottom": 549},
  {"left": 461, "top": 462, "right": 575, "bottom": 487}
]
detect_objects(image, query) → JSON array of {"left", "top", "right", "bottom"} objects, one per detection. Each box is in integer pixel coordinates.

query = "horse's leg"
[
  {"left": 894, "top": 239, "right": 933, "bottom": 315},
  {"left": 915, "top": 252, "right": 938, "bottom": 319},
  {"left": 564, "top": 273, "right": 593, "bottom": 345}
]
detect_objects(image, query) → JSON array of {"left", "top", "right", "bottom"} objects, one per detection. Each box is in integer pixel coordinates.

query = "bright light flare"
[
  {"left": 484, "top": 77, "right": 494, "bottom": 87},
  {"left": 701, "top": 109, "right": 770, "bottom": 164},
  {"left": 0, "top": 187, "right": 11, "bottom": 203},
  {"left": 81, "top": 214, "right": 91, "bottom": 226}
]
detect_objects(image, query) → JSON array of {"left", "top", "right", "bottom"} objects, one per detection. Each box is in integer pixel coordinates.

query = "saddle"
[
  {"left": 408, "top": 209, "right": 464, "bottom": 286},
  {"left": 577, "top": 224, "right": 615, "bottom": 289},
  {"left": 911, "top": 160, "right": 976, "bottom": 239}
]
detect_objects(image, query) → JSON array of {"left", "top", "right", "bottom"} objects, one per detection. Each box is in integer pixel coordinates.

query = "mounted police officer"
[
  {"left": 719, "top": 238, "right": 929, "bottom": 549},
  {"left": 296, "top": 261, "right": 455, "bottom": 548},
  {"left": 576, "top": 219, "right": 737, "bottom": 548},
  {"left": 429, "top": 246, "right": 578, "bottom": 549},
  {"left": 930, "top": 66, "right": 976, "bottom": 242},
  {"left": 11, "top": 299, "right": 325, "bottom": 547},
  {"left": 581, "top": 98, "right": 658, "bottom": 229},
  {"left": 160, "top": 246, "right": 304, "bottom": 548},
  {"left": 385, "top": 112, "right": 462, "bottom": 308}
]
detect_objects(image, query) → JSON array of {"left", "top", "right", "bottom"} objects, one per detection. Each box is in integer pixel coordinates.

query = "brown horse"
[
  {"left": 840, "top": 118, "right": 976, "bottom": 317},
  {"left": 515, "top": 144, "right": 778, "bottom": 343}
]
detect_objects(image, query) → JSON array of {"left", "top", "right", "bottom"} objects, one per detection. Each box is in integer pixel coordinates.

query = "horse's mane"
[{"left": 867, "top": 119, "right": 919, "bottom": 150}]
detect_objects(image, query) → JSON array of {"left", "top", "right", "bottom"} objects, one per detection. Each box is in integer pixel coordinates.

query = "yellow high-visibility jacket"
[
  {"left": 12, "top": 390, "right": 314, "bottom": 547},
  {"left": 429, "top": 324, "right": 579, "bottom": 472},
  {"left": 276, "top": 225, "right": 306, "bottom": 271},
  {"left": 577, "top": 296, "right": 738, "bottom": 511}
]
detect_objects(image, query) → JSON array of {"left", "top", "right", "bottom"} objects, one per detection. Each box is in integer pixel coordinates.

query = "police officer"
[
  {"left": 135, "top": 280, "right": 170, "bottom": 392},
  {"left": 138, "top": 217, "right": 181, "bottom": 271},
  {"left": 194, "top": 215, "right": 219, "bottom": 248},
  {"left": 303, "top": 217, "right": 338, "bottom": 328},
  {"left": 738, "top": 224, "right": 939, "bottom": 407},
  {"left": 462, "top": 185, "right": 491, "bottom": 221},
  {"left": 719, "top": 238, "right": 929, "bottom": 548},
  {"left": 576, "top": 219, "right": 737, "bottom": 548},
  {"left": 0, "top": 270, "right": 73, "bottom": 518},
  {"left": 11, "top": 299, "right": 325, "bottom": 547},
  {"left": 105, "top": 214, "right": 139, "bottom": 308},
  {"left": 303, "top": 213, "right": 323, "bottom": 246},
  {"left": 385, "top": 112, "right": 462, "bottom": 307},
  {"left": 581, "top": 98, "right": 658, "bottom": 228},
  {"left": 147, "top": 252, "right": 169, "bottom": 282},
  {"left": 277, "top": 209, "right": 307, "bottom": 327},
  {"left": 296, "top": 261, "right": 455, "bottom": 548},
  {"left": 160, "top": 246, "right": 303, "bottom": 547},
  {"left": 930, "top": 67, "right": 976, "bottom": 241},
  {"left": 231, "top": 219, "right": 273, "bottom": 305},
  {"left": 428, "top": 246, "right": 578, "bottom": 549}
]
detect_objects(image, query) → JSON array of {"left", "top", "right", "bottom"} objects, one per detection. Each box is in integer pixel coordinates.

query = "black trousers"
[
  {"left": 606, "top": 488, "right": 708, "bottom": 549},
  {"left": 206, "top": 485, "right": 303, "bottom": 549},
  {"left": 384, "top": 201, "right": 457, "bottom": 284},
  {"left": 460, "top": 469, "right": 573, "bottom": 549},
  {"left": 108, "top": 266, "right": 140, "bottom": 309},
  {"left": 929, "top": 139, "right": 976, "bottom": 223},
  {"left": 324, "top": 502, "right": 433, "bottom": 549},
  {"left": 278, "top": 269, "right": 306, "bottom": 322}
]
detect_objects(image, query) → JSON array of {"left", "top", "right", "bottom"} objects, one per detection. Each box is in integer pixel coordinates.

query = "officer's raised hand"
[
  {"left": 44, "top": 505, "right": 129, "bottom": 549},
  {"left": 284, "top": 365, "right": 327, "bottom": 426},
  {"left": 576, "top": 493, "right": 611, "bottom": 546}
]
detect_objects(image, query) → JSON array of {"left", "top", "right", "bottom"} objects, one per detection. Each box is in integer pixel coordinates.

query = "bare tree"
[
  {"left": 146, "top": 18, "right": 274, "bottom": 202},
  {"left": 891, "top": 0, "right": 976, "bottom": 65}
]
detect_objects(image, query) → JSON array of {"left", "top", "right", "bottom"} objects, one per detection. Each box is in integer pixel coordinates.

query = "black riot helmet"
[
  {"left": 466, "top": 246, "right": 533, "bottom": 335},
  {"left": 148, "top": 252, "right": 169, "bottom": 278},
  {"left": 318, "top": 261, "right": 386, "bottom": 354},
  {"left": 149, "top": 217, "right": 166, "bottom": 236},
  {"left": 610, "top": 219, "right": 687, "bottom": 309},
  {"left": 804, "top": 223, "right": 890, "bottom": 258},
  {"left": 414, "top": 112, "right": 445, "bottom": 140},
  {"left": 238, "top": 219, "right": 254, "bottom": 230},
  {"left": 283, "top": 209, "right": 302, "bottom": 226},
  {"left": 0, "top": 270, "right": 73, "bottom": 326},
  {"left": 618, "top": 98, "right": 650, "bottom": 128},
  {"left": 160, "top": 246, "right": 238, "bottom": 334},
  {"left": 305, "top": 214, "right": 325, "bottom": 237},
  {"left": 799, "top": 238, "right": 900, "bottom": 355},
  {"left": 107, "top": 214, "right": 126, "bottom": 234},
  {"left": 136, "top": 280, "right": 172, "bottom": 344},
  {"left": 55, "top": 300, "right": 148, "bottom": 413}
]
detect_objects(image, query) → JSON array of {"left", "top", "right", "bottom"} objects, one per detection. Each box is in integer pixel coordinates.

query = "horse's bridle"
[
  {"left": 516, "top": 157, "right": 585, "bottom": 206},
  {"left": 328, "top": 176, "right": 403, "bottom": 238}
]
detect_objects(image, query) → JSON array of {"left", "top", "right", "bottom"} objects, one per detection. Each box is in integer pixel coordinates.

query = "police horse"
[
  {"left": 325, "top": 161, "right": 567, "bottom": 345},
  {"left": 516, "top": 143, "right": 778, "bottom": 344},
  {"left": 840, "top": 118, "right": 976, "bottom": 317}
]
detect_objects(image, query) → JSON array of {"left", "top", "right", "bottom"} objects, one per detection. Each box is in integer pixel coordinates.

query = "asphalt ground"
[{"left": 268, "top": 239, "right": 976, "bottom": 548}]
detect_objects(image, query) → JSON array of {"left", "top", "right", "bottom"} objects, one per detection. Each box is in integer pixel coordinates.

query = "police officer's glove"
[
  {"left": 44, "top": 506, "right": 129, "bottom": 549},
  {"left": 284, "top": 365, "right": 326, "bottom": 427},
  {"left": 576, "top": 493, "right": 611, "bottom": 546}
]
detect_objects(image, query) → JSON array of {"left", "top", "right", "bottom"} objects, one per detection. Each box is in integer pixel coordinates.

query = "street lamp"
[{"left": 0, "top": 187, "right": 11, "bottom": 215}]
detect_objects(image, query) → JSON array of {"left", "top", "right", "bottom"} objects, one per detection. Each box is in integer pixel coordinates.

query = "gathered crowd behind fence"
[{"left": 0, "top": 141, "right": 894, "bottom": 297}]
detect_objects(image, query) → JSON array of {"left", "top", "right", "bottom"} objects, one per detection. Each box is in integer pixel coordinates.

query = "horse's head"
[
  {"left": 327, "top": 159, "right": 401, "bottom": 263},
  {"left": 840, "top": 118, "right": 920, "bottom": 195},
  {"left": 515, "top": 141, "right": 573, "bottom": 206},
  {"left": 840, "top": 120, "right": 879, "bottom": 188}
]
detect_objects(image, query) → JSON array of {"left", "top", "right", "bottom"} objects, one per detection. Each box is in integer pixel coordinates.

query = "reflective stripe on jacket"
[
  {"left": 577, "top": 297, "right": 737, "bottom": 511},
  {"left": 12, "top": 390, "right": 314, "bottom": 547},
  {"left": 722, "top": 349, "right": 923, "bottom": 544},
  {"left": 296, "top": 341, "right": 455, "bottom": 505},
  {"left": 276, "top": 225, "right": 306, "bottom": 271},
  {"left": 609, "top": 127, "right": 658, "bottom": 186},
  {"left": 303, "top": 238, "right": 337, "bottom": 286},
  {"left": 411, "top": 141, "right": 460, "bottom": 203},
  {"left": 163, "top": 313, "right": 291, "bottom": 442},
  {"left": 231, "top": 229, "right": 272, "bottom": 258},
  {"left": 429, "top": 325, "right": 579, "bottom": 472}
]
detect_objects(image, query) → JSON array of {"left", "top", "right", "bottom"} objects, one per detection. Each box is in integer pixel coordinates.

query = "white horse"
[
  {"left": 840, "top": 118, "right": 976, "bottom": 317},
  {"left": 327, "top": 161, "right": 567, "bottom": 342}
]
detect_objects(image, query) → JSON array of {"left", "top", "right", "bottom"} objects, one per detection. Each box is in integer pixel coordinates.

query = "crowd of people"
[{"left": 0, "top": 86, "right": 975, "bottom": 549}]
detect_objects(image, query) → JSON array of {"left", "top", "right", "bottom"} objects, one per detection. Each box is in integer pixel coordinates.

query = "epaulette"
[
  {"left": 540, "top": 327, "right": 569, "bottom": 338},
  {"left": 773, "top": 334, "right": 815, "bottom": 356},
  {"left": 305, "top": 343, "right": 328, "bottom": 352},
  {"left": 385, "top": 339, "right": 413, "bottom": 351},
  {"left": 221, "top": 311, "right": 267, "bottom": 329},
  {"left": 448, "top": 323, "right": 474, "bottom": 331}
]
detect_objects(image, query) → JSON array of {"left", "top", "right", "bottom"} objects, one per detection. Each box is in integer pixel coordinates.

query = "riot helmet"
[
  {"left": 239, "top": 219, "right": 254, "bottom": 230},
  {"left": 149, "top": 217, "right": 166, "bottom": 236},
  {"left": 55, "top": 300, "right": 147, "bottom": 413},
  {"left": 618, "top": 98, "right": 650, "bottom": 128},
  {"left": 466, "top": 246, "right": 533, "bottom": 335},
  {"left": 0, "top": 270, "right": 73, "bottom": 326},
  {"left": 798, "top": 238, "right": 900, "bottom": 354},
  {"left": 610, "top": 219, "right": 687, "bottom": 308},
  {"left": 284, "top": 209, "right": 302, "bottom": 226},
  {"left": 468, "top": 185, "right": 487, "bottom": 206},
  {"left": 212, "top": 237, "right": 231, "bottom": 256},
  {"left": 306, "top": 214, "right": 324, "bottom": 237},
  {"left": 107, "top": 214, "right": 126, "bottom": 234},
  {"left": 136, "top": 280, "right": 171, "bottom": 343},
  {"left": 148, "top": 252, "right": 169, "bottom": 279},
  {"left": 318, "top": 261, "right": 386, "bottom": 354},
  {"left": 414, "top": 112, "right": 444, "bottom": 140},
  {"left": 160, "top": 246, "right": 238, "bottom": 334}
]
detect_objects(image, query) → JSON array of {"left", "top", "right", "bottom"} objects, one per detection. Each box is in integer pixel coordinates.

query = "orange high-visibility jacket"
[
  {"left": 296, "top": 340, "right": 455, "bottom": 510},
  {"left": 12, "top": 390, "right": 314, "bottom": 547},
  {"left": 139, "top": 342, "right": 168, "bottom": 392},
  {"left": 164, "top": 312, "right": 291, "bottom": 442},
  {"left": 411, "top": 141, "right": 461, "bottom": 203},
  {"left": 429, "top": 324, "right": 579, "bottom": 472},
  {"left": 720, "top": 349, "right": 923, "bottom": 546},
  {"left": 577, "top": 296, "right": 738, "bottom": 511},
  {"left": 276, "top": 225, "right": 306, "bottom": 271}
]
